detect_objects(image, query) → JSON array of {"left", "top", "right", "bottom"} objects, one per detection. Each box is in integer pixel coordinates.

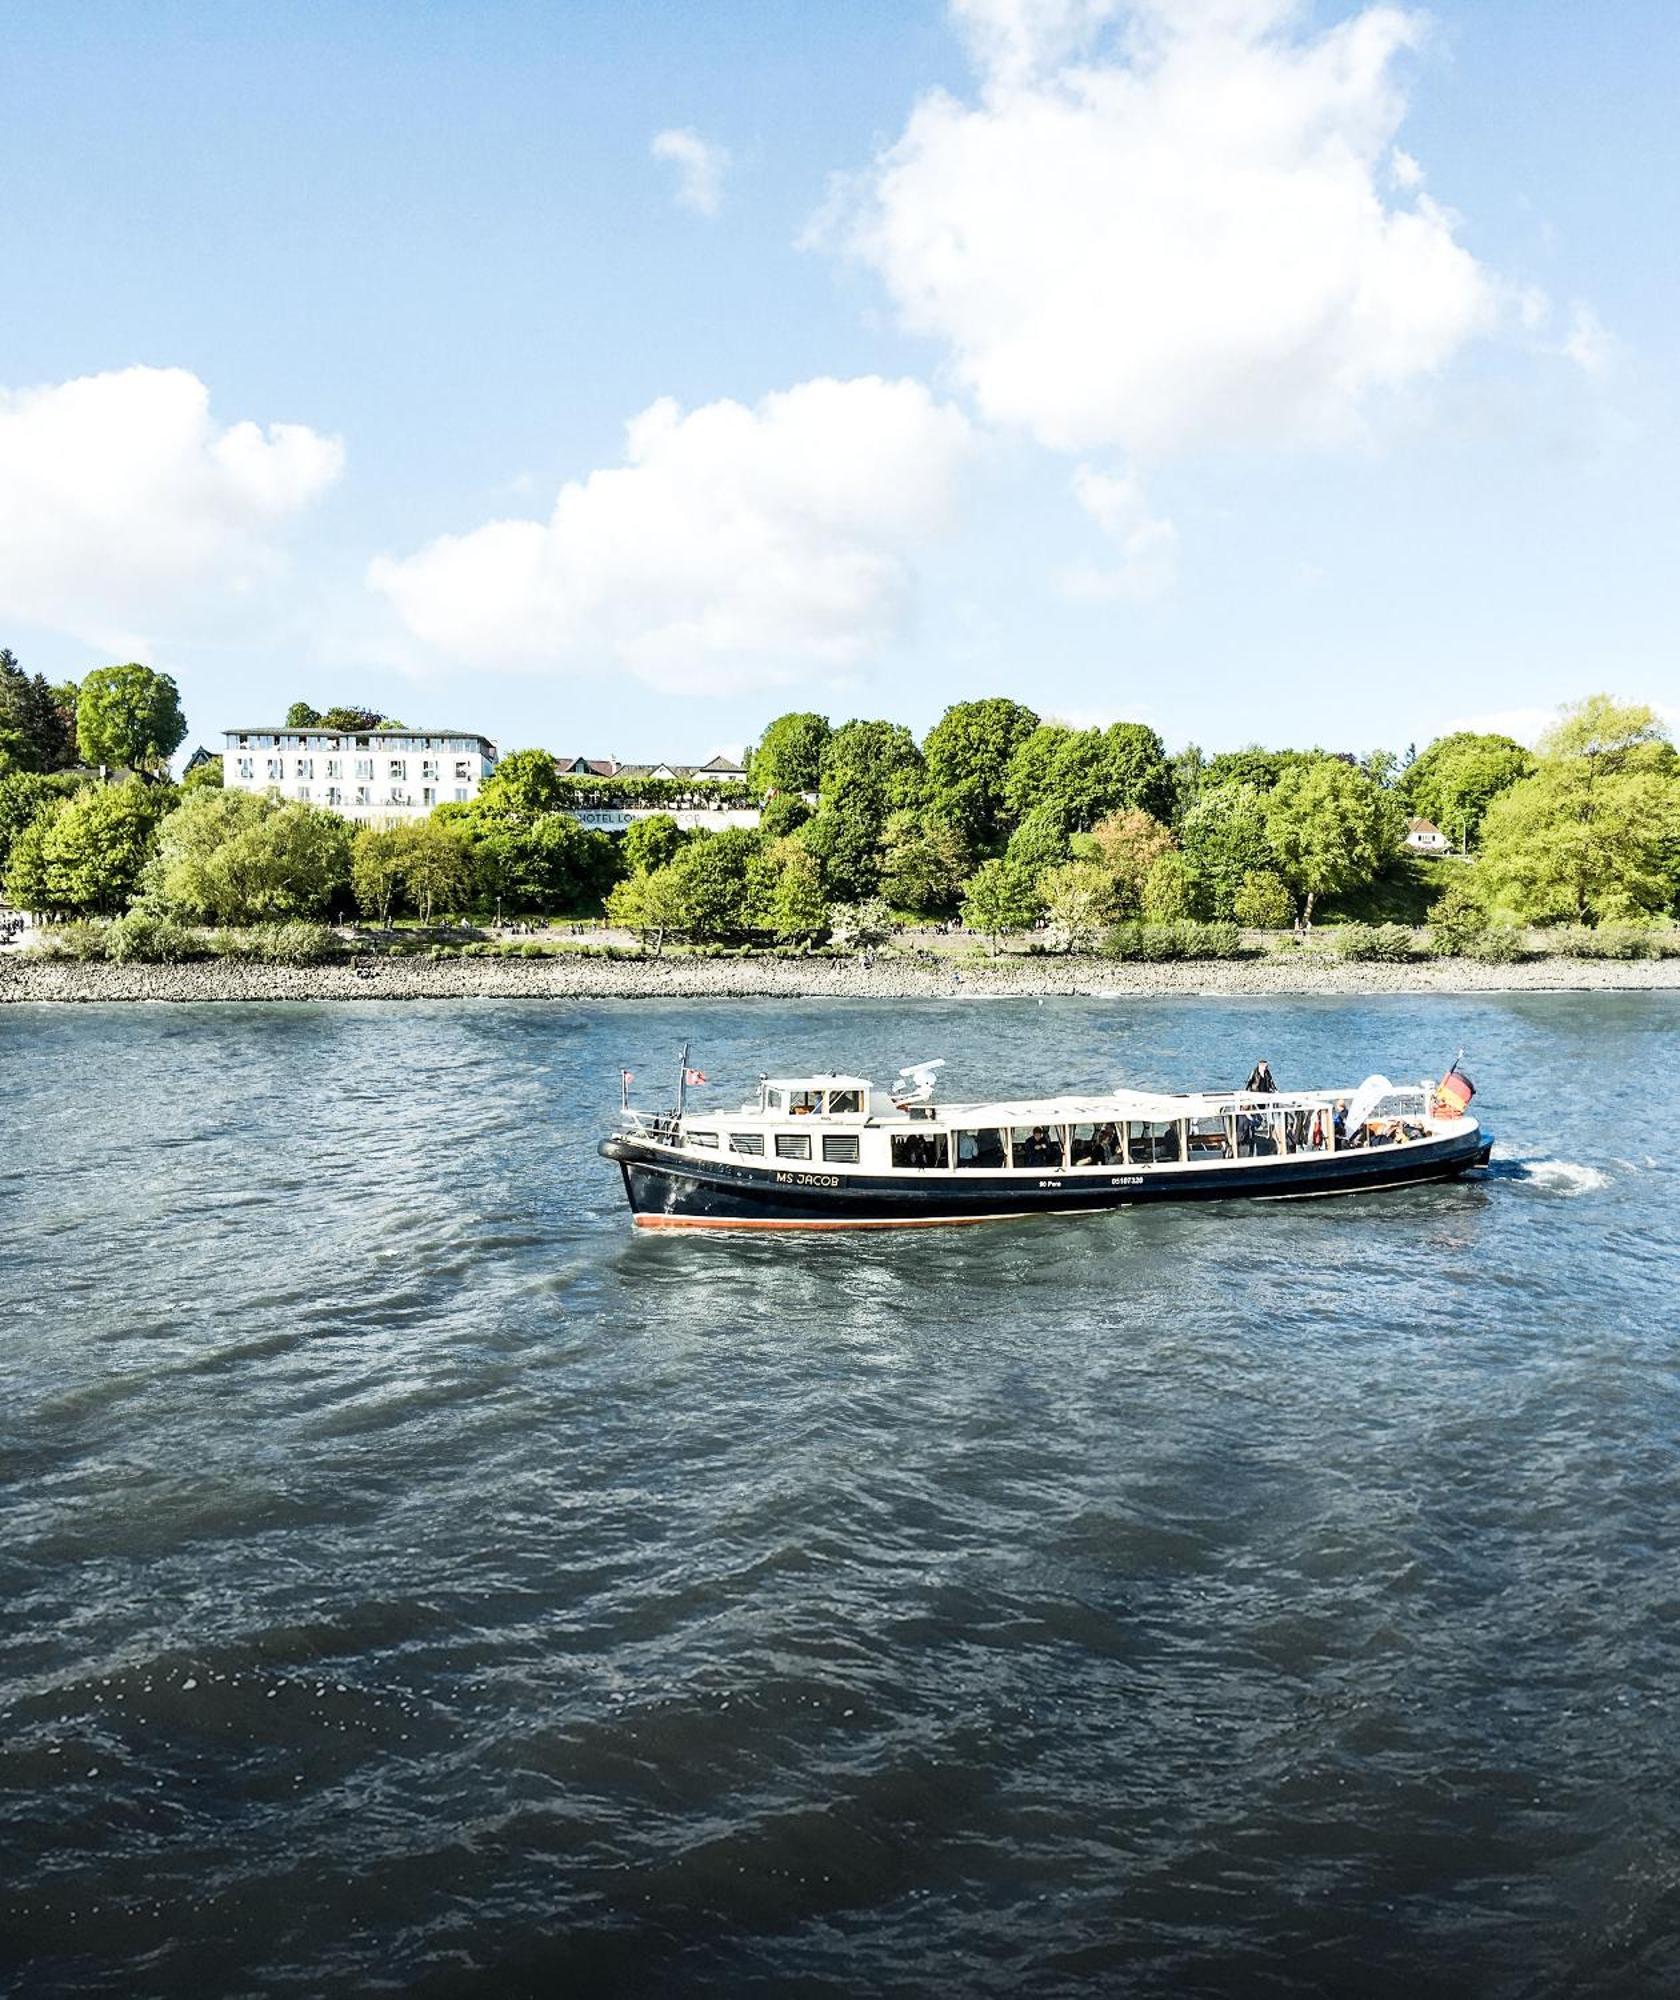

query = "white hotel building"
[{"left": 223, "top": 727, "right": 498, "bottom": 823}]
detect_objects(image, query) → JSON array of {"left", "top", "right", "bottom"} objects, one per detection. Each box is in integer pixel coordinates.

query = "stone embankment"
[{"left": 4, "top": 954, "right": 1679, "bottom": 1004}]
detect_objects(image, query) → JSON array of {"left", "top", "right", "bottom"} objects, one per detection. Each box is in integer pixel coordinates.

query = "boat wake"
[{"left": 1489, "top": 1157, "right": 1610, "bottom": 1195}]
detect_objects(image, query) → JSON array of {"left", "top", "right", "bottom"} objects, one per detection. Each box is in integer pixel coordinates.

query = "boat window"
[
  {"left": 1234, "top": 1111, "right": 1283, "bottom": 1158},
  {"left": 1069, "top": 1122, "right": 1122, "bottom": 1168},
  {"left": 687, "top": 1130, "right": 719, "bottom": 1149},
  {"left": 827, "top": 1089, "right": 863, "bottom": 1115},
  {"left": 1186, "top": 1116, "right": 1231, "bottom": 1160},
  {"left": 775, "top": 1133, "right": 811, "bottom": 1160},
  {"left": 891, "top": 1132, "right": 948, "bottom": 1169},
  {"left": 821, "top": 1133, "right": 860, "bottom": 1164},
  {"left": 729, "top": 1133, "right": 765, "bottom": 1156},
  {"left": 1127, "top": 1120, "right": 1183, "bottom": 1164},
  {"left": 1009, "top": 1125, "right": 1065, "bottom": 1169},
  {"left": 765, "top": 1089, "right": 784, "bottom": 1111},
  {"left": 955, "top": 1129, "right": 1006, "bottom": 1170},
  {"left": 788, "top": 1090, "right": 823, "bottom": 1116}
]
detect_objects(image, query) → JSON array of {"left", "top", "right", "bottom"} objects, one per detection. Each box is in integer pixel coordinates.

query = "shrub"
[
  {"left": 1467, "top": 924, "right": 1524, "bottom": 963},
  {"left": 1426, "top": 875, "right": 1489, "bottom": 957},
  {"left": 1331, "top": 923, "right": 1380, "bottom": 961},
  {"left": 1551, "top": 923, "right": 1651, "bottom": 960},
  {"left": 1647, "top": 929, "right": 1680, "bottom": 959},
  {"left": 105, "top": 909, "right": 197, "bottom": 964},
  {"left": 1232, "top": 869, "right": 1295, "bottom": 930},
  {"left": 1370, "top": 923, "right": 1416, "bottom": 963},
  {"left": 1102, "top": 920, "right": 1241, "bottom": 962},
  {"left": 256, "top": 921, "right": 342, "bottom": 965},
  {"left": 40, "top": 919, "right": 109, "bottom": 961}
]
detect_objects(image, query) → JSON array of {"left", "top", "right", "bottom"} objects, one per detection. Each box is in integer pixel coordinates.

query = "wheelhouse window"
[
  {"left": 1070, "top": 1122, "right": 1122, "bottom": 1167},
  {"left": 729, "top": 1133, "right": 765, "bottom": 1156},
  {"left": 765, "top": 1089, "right": 785, "bottom": 1112},
  {"left": 891, "top": 1132, "right": 948, "bottom": 1169},
  {"left": 788, "top": 1089, "right": 823, "bottom": 1115},
  {"left": 775, "top": 1132, "right": 811, "bottom": 1160},
  {"left": 827, "top": 1089, "right": 863, "bottom": 1115},
  {"left": 821, "top": 1133, "right": 860, "bottom": 1164},
  {"left": 955, "top": 1129, "right": 1006, "bottom": 1170},
  {"left": 1128, "top": 1120, "right": 1183, "bottom": 1164},
  {"left": 1010, "top": 1125, "right": 1065, "bottom": 1168}
]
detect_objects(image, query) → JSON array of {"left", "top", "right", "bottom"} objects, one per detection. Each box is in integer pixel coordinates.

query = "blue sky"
[{"left": 1, "top": 0, "right": 1675, "bottom": 762}]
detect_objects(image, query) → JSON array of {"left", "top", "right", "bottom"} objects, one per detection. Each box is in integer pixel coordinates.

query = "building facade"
[
  {"left": 552, "top": 752, "right": 759, "bottom": 830},
  {"left": 1404, "top": 816, "right": 1453, "bottom": 854},
  {"left": 223, "top": 727, "right": 498, "bottom": 823}
]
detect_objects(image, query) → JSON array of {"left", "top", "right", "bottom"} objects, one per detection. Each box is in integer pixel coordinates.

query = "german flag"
[{"left": 1434, "top": 1065, "right": 1476, "bottom": 1117}]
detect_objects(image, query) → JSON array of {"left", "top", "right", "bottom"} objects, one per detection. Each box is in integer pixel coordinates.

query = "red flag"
[
  {"left": 620, "top": 1068, "right": 634, "bottom": 1087},
  {"left": 684, "top": 1067, "right": 707, "bottom": 1085}
]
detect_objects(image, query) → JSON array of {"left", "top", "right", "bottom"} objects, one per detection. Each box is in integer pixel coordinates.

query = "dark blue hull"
[{"left": 601, "top": 1129, "right": 1494, "bottom": 1231}]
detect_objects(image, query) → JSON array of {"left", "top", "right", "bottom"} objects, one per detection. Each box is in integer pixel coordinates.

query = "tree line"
[{"left": 2, "top": 657, "right": 1676, "bottom": 951}]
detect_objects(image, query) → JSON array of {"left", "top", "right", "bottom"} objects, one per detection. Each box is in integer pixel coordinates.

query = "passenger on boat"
[
  {"left": 1017, "top": 1126, "right": 1056, "bottom": 1167},
  {"left": 1333, "top": 1100, "right": 1349, "bottom": 1146},
  {"left": 1246, "top": 1060, "right": 1277, "bottom": 1094}
]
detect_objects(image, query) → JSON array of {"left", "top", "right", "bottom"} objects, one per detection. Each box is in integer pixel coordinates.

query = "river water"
[{"left": 2, "top": 995, "right": 1677, "bottom": 1996}]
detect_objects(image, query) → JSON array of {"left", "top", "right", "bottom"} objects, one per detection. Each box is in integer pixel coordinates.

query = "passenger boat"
[{"left": 599, "top": 1053, "right": 1493, "bottom": 1232}]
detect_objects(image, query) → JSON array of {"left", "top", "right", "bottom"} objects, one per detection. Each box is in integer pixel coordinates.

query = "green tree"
[
  {"left": 1232, "top": 869, "right": 1295, "bottom": 929},
  {"left": 352, "top": 825, "right": 406, "bottom": 926},
  {"left": 622, "top": 813, "right": 685, "bottom": 876},
  {"left": 876, "top": 809, "right": 971, "bottom": 915},
  {"left": 1169, "top": 742, "right": 1206, "bottom": 825},
  {"left": 921, "top": 697, "right": 1039, "bottom": 850},
  {"left": 759, "top": 843, "right": 832, "bottom": 945},
  {"left": 1202, "top": 746, "right": 1313, "bottom": 795},
  {"left": 180, "top": 757, "right": 225, "bottom": 793},
  {"left": 0, "top": 770, "right": 82, "bottom": 874},
  {"left": 319, "top": 706, "right": 386, "bottom": 732},
  {"left": 1425, "top": 873, "right": 1491, "bottom": 955},
  {"left": 3, "top": 780, "right": 174, "bottom": 914},
  {"left": 1178, "top": 784, "right": 1274, "bottom": 918},
  {"left": 748, "top": 711, "right": 831, "bottom": 796},
  {"left": 1402, "top": 731, "right": 1532, "bottom": 850},
  {"left": 1140, "top": 851, "right": 1192, "bottom": 922},
  {"left": 146, "top": 789, "right": 352, "bottom": 924},
  {"left": 285, "top": 702, "right": 323, "bottom": 728},
  {"left": 650, "top": 826, "right": 763, "bottom": 940},
  {"left": 75, "top": 664, "right": 187, "bottom": 775},
  {"left": 1539, "top": 694, "right": 1668, "bottom": 767},
  {"left": 1263, "top": 758, "right": 1403, "bottom": 923},
  {"left": 829, "top": 897, "right": 896, "bottom": 954},
  {"left": 758, "top": 792, "right": 813, "bottom": 840},
  {"left": 1078, "top": 808, "right": 1175, "bottom": 916},
  {"left": 1040, "top": 860, "right": 1114, "bottom": 954},
  {"left": 0, "top": 651, "right": 78, "bottom": 773},
  {"left": 1479, "top": 764, "right": 1680, "bottom": 924},
  {"left": 961, "top": 858, "right": 1039, "bottom": 954},
  {"left": 606, "top": 864, "right": 685, "bottom": 956},
  {"left": 396, "top": 818, "right": 470, "bottom": 923},
  {"left": 476, "top": 747, "right": 566, "bottom": 814},
  {"left": 1002, "top": 721, "right": 1173, "bottom": 848}
]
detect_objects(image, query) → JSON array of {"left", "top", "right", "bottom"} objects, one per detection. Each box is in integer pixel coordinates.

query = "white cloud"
[
  {"left": 822, "top": 0, "right": 1499, "bottom": 458},
  {"left": 369, "top": 376, "right": 975, "bottom": 694},
  {"left": 1060, "top": 465, "right": 1178, "bottom": 600},
  {"left": 651, "top": 127, "right": 730, "bottom": 216},
  {"left": 1562, "top": 302, "right": 1615, "bottom": 377},
  {"left": 0, "top": 365, "right": 342, "bottom": 652}
]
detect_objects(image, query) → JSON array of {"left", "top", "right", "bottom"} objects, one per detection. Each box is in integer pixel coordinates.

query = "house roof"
[
  {"left": 1406, "top": 817, "right": 1441, "bottom": 834},
  {"left": 225, "top": 726, "right": 494, "bottom": 742}
]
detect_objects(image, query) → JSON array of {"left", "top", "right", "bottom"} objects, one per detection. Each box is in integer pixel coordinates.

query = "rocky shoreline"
[{"left": 4, "top": 953, "right": 1678, "bottom": 1005}]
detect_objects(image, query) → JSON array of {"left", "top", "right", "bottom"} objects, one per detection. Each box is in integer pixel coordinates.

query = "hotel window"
[
  {"left": 388, "top": 758, "right": 406, "bottom": 780},
  {"left": 355, "top": 758, "right": 373, "bottom": 779},
  {"left": 822, "top": 1134, "right": 860, "bottom": 1164},
  {"left": 422, "top": 759, "right": 439, "bottom": 780},
  {"left": 454, "top": 760, "right": 472, "bottom": 780},
  {"left": 422, "top": 787, "right": 436, "bottom": 807},
  {"left": 454, "top": 787, "right": 469, "bottom": 803},
  {"left": 296, "top": 757, "right": 313, "bottom": 779},
  {"left": 326, "top": 758, "right": 342, "bottom": 778},
  {"left": 774, "top": 1133, "right": 811, "bottom": 1160},
  {"left": 266, "top": 758, "right": 283, "bottom": 781},
  {"left": 326, "top": 787, "right": 342, "bottom": 808},
  {"left": 237, "top": 758, "right": 254, "bottom": 780},
  {"left": 297, "top": 784, "right": 311, "bottom": 801},
  {"left": 355, "top": 785, "right": 371, "bottom": 806}
]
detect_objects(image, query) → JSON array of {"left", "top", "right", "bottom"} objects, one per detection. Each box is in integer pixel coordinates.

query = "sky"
[{"left": 1, "top": 0, "right": 1676, "bottom": 764}]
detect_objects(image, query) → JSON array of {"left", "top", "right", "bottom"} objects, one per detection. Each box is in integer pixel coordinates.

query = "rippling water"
[{"left": 3, "top": 996, "right": 1678, "bottom": 1996}]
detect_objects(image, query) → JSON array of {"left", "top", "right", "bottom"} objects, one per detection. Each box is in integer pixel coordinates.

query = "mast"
[{"left": 677, "top": 1039, "right": 689, "bottom": 1122}]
